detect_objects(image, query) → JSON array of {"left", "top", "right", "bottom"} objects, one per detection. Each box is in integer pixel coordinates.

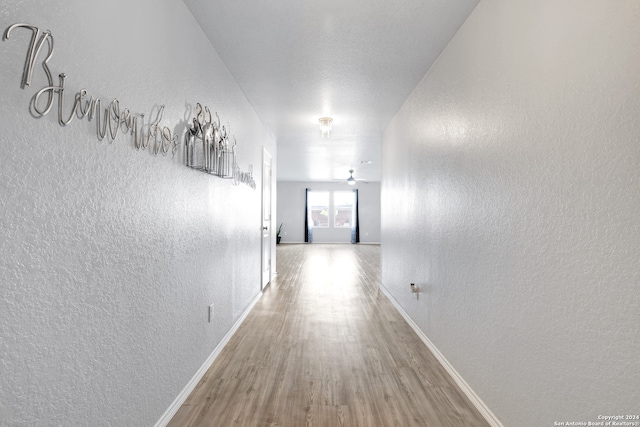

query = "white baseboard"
[
  {"left": 379, "top": 285, "right": 503, "bottom": 427},
  {"left": 278, "top": 241, "right": 381, "bottom": 245},
  {"left": 154, "top": 292, "right": 263, "bottom": 427}
]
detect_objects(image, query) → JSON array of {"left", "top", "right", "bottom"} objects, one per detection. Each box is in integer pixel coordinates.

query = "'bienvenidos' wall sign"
[{"left": 3, "top": 22, "right": 256, "bottom": 189}]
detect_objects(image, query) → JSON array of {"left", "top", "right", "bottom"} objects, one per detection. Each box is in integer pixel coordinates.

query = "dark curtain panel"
[
  {"left": 351, "top": 189, "right": 360, "bottom": 244},
  {"left": 305, "top": 188, "right": 313, "bottom": 243}
]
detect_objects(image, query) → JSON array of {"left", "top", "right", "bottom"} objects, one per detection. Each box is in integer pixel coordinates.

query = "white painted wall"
[
  {"left": 381, "top": 1, "right": 640, "bottom": 426},
  {"left": 0, "top": 1, "right": 275, "bottom": 425},
  {"left": 276, "top": 181, "right": 381, "bottom": 244}
]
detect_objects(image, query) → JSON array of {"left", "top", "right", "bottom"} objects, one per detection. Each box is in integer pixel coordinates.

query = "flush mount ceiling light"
[{"left": 318, "top": 117, "right": 333, "bottom": 139}]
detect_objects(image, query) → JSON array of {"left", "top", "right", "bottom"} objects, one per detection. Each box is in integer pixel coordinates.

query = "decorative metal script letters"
[
  {"left": 3, "top": 22, "right": 256, "bottom": 189},
  {"left": 185, "top": 104, "right": 236, "bottom": 178}
]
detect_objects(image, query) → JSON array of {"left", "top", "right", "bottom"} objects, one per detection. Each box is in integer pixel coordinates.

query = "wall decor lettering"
[
  {"left": 3, "top": 22, "right": 256, "bottom": 189},
  {"left": 184, "top": 103, "right": 256, "bottom": 189}
]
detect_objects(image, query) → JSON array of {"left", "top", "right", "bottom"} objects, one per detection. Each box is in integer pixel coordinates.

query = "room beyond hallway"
[{"left": 168, "top": 244, "right": 488, "bottom": 426}]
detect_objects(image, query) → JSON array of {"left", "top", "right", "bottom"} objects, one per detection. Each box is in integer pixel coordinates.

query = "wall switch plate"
[{"left": 208, "top": 303, "right": 214, "bottom": 322}]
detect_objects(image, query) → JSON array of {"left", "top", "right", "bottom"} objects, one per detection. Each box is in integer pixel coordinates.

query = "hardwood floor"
[{"left": 168, "top": 244, "right": 489, "bottom": 427}]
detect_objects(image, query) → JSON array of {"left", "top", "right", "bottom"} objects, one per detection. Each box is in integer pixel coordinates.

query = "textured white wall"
[
  {"left": 0, "top": 1, "right": 275, "bottom": 426},
  {"left": 381, "top": 1, "right": 640, "bottom": 426},
  {"left": 276, "top": 181, "right": 381, "bottom": 244}
]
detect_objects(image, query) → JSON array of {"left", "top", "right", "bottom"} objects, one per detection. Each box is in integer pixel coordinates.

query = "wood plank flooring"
[{"left": 168, "top": 244, "right": 489, "bottom": 427}]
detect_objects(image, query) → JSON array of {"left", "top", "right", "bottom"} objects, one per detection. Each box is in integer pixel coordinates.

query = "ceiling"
[{"left": 183, "top": 0, "right": 479, "bottom": 183}]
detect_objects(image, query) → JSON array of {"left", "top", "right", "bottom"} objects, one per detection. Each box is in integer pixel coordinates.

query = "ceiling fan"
[{"left": 339, "top": 169, "right": 367, "bottom": 185}]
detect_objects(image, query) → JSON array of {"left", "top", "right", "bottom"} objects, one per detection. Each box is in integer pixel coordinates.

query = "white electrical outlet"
[{"left": 208, "top": 303, "right": 214, "bottom": 322}]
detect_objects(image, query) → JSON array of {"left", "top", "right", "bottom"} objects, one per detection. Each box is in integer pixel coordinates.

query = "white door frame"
[{"left": 261, "top": 147, "right": 272, "bottom": 290}]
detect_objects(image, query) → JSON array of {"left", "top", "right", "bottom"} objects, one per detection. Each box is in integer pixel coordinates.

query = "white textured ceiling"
[{"left": 183, "top": 0, "right": 479, "bottom": 182}]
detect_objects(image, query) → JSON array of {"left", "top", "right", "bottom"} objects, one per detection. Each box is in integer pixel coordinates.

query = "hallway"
[{"left": 169, "top": 244, "right": 488, "bottom": 426}]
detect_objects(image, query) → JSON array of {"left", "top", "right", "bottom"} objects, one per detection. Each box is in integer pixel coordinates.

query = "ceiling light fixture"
[
  {"left": 318, "top": 117, "right": 333, "bottom": 139},
  {"left": 347, "top": 169, "right": 356, "bottom": 185}
]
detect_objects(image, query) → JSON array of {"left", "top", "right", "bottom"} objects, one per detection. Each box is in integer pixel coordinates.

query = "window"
[
  {"left": 334, "top": 191, "right": 354, "bottom": 228},
  {"left": 308, "top": 191, "right": 329, "bottom": 227},
  {"left": 306, "top": 189, "right": 359, "bottom": 243}
]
